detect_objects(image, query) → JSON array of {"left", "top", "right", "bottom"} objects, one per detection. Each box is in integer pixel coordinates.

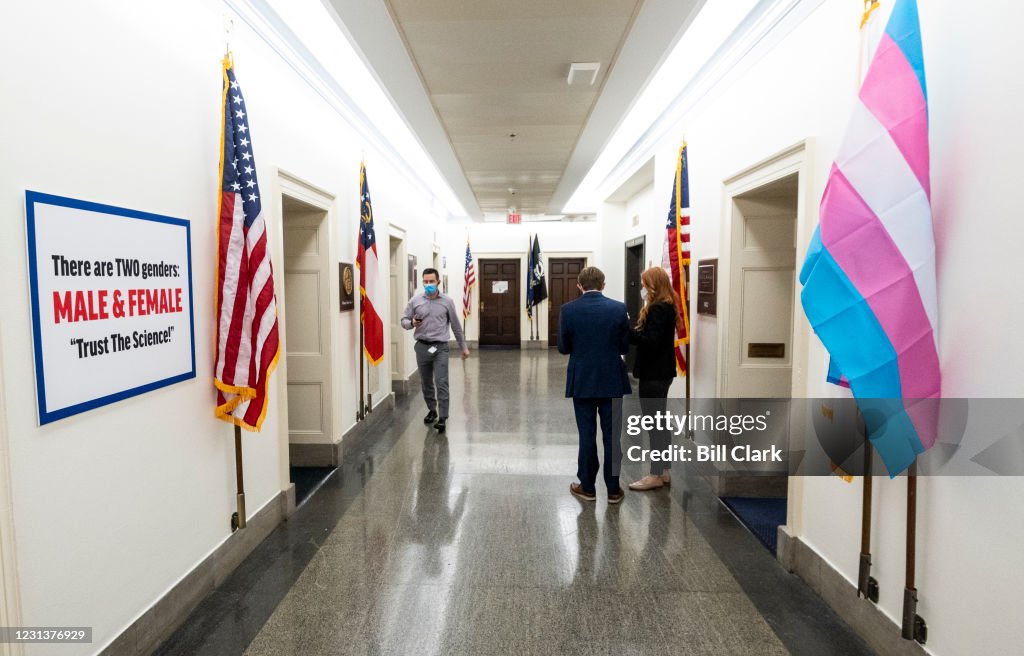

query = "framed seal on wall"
[{"left": 339, "top": 262, "right": 355, "bottom": 312}]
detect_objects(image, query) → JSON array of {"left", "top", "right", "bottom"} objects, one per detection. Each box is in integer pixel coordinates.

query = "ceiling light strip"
[
  {"left": 223, "top": 0, "right": 462, "bottom": 219},
  {"left": 578, "top": 0, "right": 825, "bottom": 209}
]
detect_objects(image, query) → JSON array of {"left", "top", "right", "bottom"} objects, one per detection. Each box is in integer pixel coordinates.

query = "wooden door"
[
  {"left": 389, "top": 236, "right": 404, "bottom": 382},
  {"left": 624, "top": 239, "right": 645, "bottom": 372},
  {"left": 726, "top": 183, "right": 797, "bottom": 398},
  {"left": 624, "top": 240, "right": 645, "bottom": 322},
  {"left": 479, "top": 259, "right": 521, "bottom": 347},
  {"left": 282, "top": 204, "right": 332, "bottom": 444},
  {"left": 547, "top": 258, "right": 585, "bottom": 346}
]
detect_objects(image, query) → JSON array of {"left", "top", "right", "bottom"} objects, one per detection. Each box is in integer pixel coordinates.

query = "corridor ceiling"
[{"left": 324, "top": 0, "right": 703, "bottom": 219}]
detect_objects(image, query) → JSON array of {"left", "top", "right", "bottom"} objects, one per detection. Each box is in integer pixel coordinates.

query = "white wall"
[
  {"left": 0, "top": 1, "right": 446, "bottom": 653},
  {"left": 599, "top": 181, "right": 688, "bottom": 398},
  {"left": 439, "top": 221, "right": 602, "bottom": 345},
  {"left": 598, "top": 1, "right": 1024, "bottom": 653},
  {"left": 599, "top": 182, "right": 658, "bottom": 301}
]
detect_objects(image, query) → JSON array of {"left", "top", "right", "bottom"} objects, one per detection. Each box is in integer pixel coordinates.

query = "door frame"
[
  {"left": 623, "top": 235, "right": 645, "bottom": 314},
  {"left": 468, "top": 252, "right": 526, "bottom": 346},
  {"left": 271, "top": 169, "right": 337, "bottom": 499},
  {"left": 388, "top": 226, "right": 407, "bottom": 391},
  {"left": 717, "top": 140, "right": 815, "bottom": 400},
  {"left": 474, "top": 255, "right": 525, "bottom": 347},
  {"left": 469, "top": 250, "right": 592, "bottom": 347},
  {"left": 717, "top": 141, "right": 815, "bottom": 536},
  {"left": 0, "top": 325, "right": 24, "bottom": 656}
]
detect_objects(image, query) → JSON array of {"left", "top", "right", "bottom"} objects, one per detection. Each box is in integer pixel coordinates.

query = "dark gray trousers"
[{"left": 415, "top": 341, "right": 450, "bottom": 418}]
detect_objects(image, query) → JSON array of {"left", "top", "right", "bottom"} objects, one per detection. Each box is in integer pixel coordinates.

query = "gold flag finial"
[{"left": 860, "top": 0, "right": 880, "bottom": 29}]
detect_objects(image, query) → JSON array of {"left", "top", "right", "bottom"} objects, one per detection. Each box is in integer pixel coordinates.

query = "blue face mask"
[{"left": 424, "top": 284, "right": 438, "bottom": 295}]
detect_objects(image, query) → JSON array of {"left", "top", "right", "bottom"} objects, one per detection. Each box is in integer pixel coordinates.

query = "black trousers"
[
  {"left": 572, "top": 397, "right": 622, "bottom": 494},
  {"left": 639, "top": 378, "right": 673, "bottom": 476}
]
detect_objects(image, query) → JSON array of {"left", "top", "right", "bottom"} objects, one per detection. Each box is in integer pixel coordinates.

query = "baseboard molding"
[
  {"left": 108, "top": 395, "right": 397, "bottom": 653},
  {"left": 392, "top": 377, "right": 410, "bottom": 395},
  {"left": 100, "top": 490, "right": 290, "bottom": 656},
  {"left": 339, "top": 393, "right": 395, "bottom": 459},
  {"left": 287, "top": 394, "right": 396, "bottom": 467},
  {"left": 288, "top": 442, "right": 335, "bottom": 467},
  {"left": 776, "top": 527, "right": 928, "bottom": 656}
]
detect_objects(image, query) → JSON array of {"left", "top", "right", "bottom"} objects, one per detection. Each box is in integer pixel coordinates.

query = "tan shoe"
[
  {"left": 570, "top": 482, "right": 596, "bottom": 501},
  {"left": 628, "top": 475, "right": 665, "bottom": 491}
]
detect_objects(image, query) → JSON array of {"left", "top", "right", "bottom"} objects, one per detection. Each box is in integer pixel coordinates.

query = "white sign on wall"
[{"left": 25, "top": 191, "right": 196, "bottom": 424}]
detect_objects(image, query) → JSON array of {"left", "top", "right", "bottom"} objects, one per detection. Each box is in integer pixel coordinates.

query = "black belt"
[{"left": 417, "top": 339, "right": 445, "bottom": 346}]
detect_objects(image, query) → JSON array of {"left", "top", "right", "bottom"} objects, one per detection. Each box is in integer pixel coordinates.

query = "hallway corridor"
[{"left": 156, "top": 351, "right": 872, "bottom": 656}]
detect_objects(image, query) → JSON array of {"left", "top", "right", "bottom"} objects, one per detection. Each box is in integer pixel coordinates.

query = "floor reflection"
[{"left": 156, "top": 349, "right": 873, "bottom": 656}]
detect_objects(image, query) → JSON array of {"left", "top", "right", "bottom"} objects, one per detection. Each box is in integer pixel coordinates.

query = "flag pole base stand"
[
  {"left": 230, "top": 493, "right": 247, "bottom": 532},
  {"left": 901, "top": 587, "right": 926, "bottom": 644},
  {"left": 367, "top": 394, "right": 373, "bottom": 414},
  {"left": 857, "top": 553, "right": 879, "bottom": 603}
]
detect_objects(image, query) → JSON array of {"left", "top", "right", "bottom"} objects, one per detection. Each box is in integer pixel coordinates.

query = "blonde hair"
[{"left": 635, "top": 266, "right": 682, "bottom": 330}]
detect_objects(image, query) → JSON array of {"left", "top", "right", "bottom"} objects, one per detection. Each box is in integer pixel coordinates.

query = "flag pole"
[
  {"left": 527, "top": 233, "right": 534, "bottom": 341},
  {"left": 684, "top": 264, "right": 691, "bottom": 439},
  {"left": 857, "top": 424, "right": 878, "bottom": 601},
  {"left": 902, "top": 462, "right": 927, "bottom": 643},
  {"left": 231, "top": 424, "right": 247, "bottom": 530},
  {"left": 358, "top": 292, "right": 365, "bottom": 421},
  {"left": 365, "top": 292, "right": 372, "bottom": 413}
]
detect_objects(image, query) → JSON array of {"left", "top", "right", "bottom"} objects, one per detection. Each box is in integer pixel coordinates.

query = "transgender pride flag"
[{"left": 799, "top": 0, "right": 939, "bottom": 476}]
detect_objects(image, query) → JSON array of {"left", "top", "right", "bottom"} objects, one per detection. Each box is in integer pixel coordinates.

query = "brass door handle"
[{"left": 480, "top": 302, "right": 485, "bottom": 312}]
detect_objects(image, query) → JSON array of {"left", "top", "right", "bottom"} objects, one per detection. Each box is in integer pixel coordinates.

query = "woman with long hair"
[{"left": 627, "top": 266, "right": 682, "bottom": 491}]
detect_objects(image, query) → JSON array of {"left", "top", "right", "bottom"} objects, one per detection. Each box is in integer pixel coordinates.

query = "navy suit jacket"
[{"left": 557, "top": 291, "right": 632, "bottom": 399}]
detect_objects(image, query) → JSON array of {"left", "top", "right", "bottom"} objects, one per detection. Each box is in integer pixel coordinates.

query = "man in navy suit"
[{"left": 557, "top": 266, "right": 632, "bottom": 503}]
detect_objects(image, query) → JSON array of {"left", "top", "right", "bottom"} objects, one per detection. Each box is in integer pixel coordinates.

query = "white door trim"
[
  {"left": 388, "top": 234, "right": 407, "bottom": 383},
  {"left": 717, "top": 140, "right": 815, "bottom": 400},
  {"left": 388, "top": 223, "right": 407, "bottom": 241},
  {"left": 716, "top": 140, "right": 816, "bottom": 537},
  {"left": 0, "top": 325, "right": 24, "bottom": 656},
  {"left": 470, "top": 252, "right": 527, "bottom": 345},
  {"left": 270, "top": 169, "right": 337, "bottom": 489}
]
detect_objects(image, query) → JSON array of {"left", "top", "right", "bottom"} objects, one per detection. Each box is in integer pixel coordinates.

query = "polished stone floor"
[{"left": 156, "top": 350, "right": 874, "bottom": 656}]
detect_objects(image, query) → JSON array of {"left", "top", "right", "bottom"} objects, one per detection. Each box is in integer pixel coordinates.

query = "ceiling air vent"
[{"left": 567, "top": 62, "right": 600, "bottom": 86}]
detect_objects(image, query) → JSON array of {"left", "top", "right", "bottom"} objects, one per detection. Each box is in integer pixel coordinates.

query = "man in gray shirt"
[{"left": 401, "top": 268, "right": 470, "bottom": 432}]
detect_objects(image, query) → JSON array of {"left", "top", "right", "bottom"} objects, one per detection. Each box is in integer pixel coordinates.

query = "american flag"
[
  {"left": 665, "top": 142, "right": 691, "bottom": 375},
  {"left": 462, "top": 240, "right": 475, "bottom": 320},
  {"left": 214, "top": 56, "right": 280, "bottom": 431}
]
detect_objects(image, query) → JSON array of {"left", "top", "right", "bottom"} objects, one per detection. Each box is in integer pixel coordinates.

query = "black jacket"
[{"left": 629, "top": 301, "right": 678, "bottom": 381}]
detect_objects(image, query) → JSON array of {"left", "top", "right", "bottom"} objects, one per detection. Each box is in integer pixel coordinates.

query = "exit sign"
[{"left": 507, "top": 212, "right": 521, "bottom": 224}]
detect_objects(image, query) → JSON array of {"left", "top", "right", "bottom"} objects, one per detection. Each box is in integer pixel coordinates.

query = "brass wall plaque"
[
  {"left": 696, "top": 258, "right": 717, "bottom": 316},
  {"left": 339, "top": 262, "right": 355, "bottom": 312},
  {"left": 748, "top": 343, "right": 786, "bottom": 358}
]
